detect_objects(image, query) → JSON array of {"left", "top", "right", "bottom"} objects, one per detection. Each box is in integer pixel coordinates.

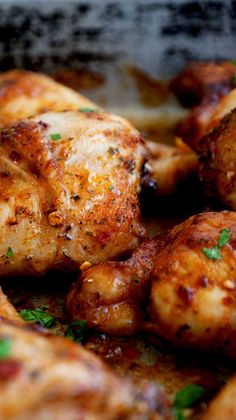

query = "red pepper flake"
[
  {"left": 222, "top": 296, "right": 234, "bottom": 305},
  {"left": 198, "top": 276, "right": 209, "bottom": 288},
  {"left": 0, "top": 359, "right": 21, "bottom": 380}
]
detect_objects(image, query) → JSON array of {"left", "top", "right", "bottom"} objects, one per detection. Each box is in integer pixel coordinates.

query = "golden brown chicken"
[
  {"left": 0, "top": 109, "right": 147, "bottom": 276},
  {"left": 0, "top": 70, "right": 195, "bottom": 201},
  {"left": 0, "top": 287, "right": 166, "bottom": 419},
  {"left": 150, "top": 211, "right": 236, "bottom": 358},
  {"left": 171, "top": 61, "right": 236, "bottom": 149},
  {"left": 0, "top": 69, "right": 96, "bottom": 125},
  {"left": 68, "top": 211, "right": 236, "bottom": 357},
  {"left": 203, "top": 375, "right": 236, "bottom": 420},
  {"left": 198, "top": 108, "right": 236, "bottom": 210}
]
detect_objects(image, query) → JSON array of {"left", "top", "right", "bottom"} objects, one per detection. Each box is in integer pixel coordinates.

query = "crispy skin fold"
[{"left": 0, "top": 110, "right": 146, "bottom": 276}]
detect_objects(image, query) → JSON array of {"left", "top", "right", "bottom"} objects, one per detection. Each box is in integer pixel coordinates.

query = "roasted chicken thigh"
[{"left": 0, "top": 109, "right": 146, "bottom": 275}]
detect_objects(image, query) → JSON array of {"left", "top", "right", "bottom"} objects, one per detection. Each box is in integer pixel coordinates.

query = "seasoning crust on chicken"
[
  {"left": 0, "top": 109, "right": 146, "bottom": 276},
  {"left": 68, "top": 211, "right": 236, "bottom": 357},
  {"left": 0, "top": 70, "right": 96, "bottom": 125},
  {"left": 150, "top": 211, "right": 236, "bottom": 357}
]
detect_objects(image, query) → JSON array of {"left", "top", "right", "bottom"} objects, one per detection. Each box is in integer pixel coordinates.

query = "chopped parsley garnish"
[
  {"left": 79, "top": 107, "right": 98, "bottom": 113},
  {"left": 173, "top": 384, "right": 205, "bottom": 419},
  {"left": 108, "top": 185, "right": 114, "bottom": 191},
  {"left": 19, "top": 308, "right": 55, "bottom": 328},
  {"left": 202, "top": 228, "right": 231, "bottom": 260},
  {"left": 0, "top": 338, "right": 11, "bottom": 359},
  {"left": 65, "top": 320, "right": 87, "bottom": 344},
  {"left": 202, "top": 246, "right": 221, "bottom": 260},
  {"left": 6, "top": 247, "right": 13, "bottom": 258},
  {"left": 50, "top": 133, "right": 61, "bottom": 141},
  {"left": 218, "top": 228, "right": 230, "bottom": 247}
]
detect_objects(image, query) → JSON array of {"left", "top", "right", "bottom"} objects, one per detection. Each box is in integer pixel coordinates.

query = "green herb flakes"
[
  {"left": 0, "top": 338, "right": 10, "bottom": 359},
  {"left": 6, "top": 247, "right": 13, "bottom": 258},
  {"left": 174, "top": 384, "right": 205, "bottom": 409},
  {"left": 202, "top": 228, "right": 231, "bottom": 260},
  {"left": 65, "top": 320, "right": 87, "bottom": 344},
  {"left": 218, "top": 228, "right": 230, "bottom": 247},
  {"left": 108, "top": 185, "right": 114, "bottom": 191},
  {"left": 19, "top": 308, "right": 55, "bottom": 328},
  {"left": 202, "top": 246, "right": 221, "bottom": 260},
  {"left": 50, "top": 133, "right": 61, "bottom": 141},
  {"left": 79, "top": 107, "right": 98, "bottom": 113}
]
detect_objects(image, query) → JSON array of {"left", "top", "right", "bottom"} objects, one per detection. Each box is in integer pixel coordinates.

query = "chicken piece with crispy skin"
[
  {"left": 0, "top": 70, "right": 96, "bottom": 125},
  {"left": 68, "top": 211, "right": 236, "bottom": 357},
  {"left": 0, "top": 287, "right": 166, "bottom": 419},
  {"left": 0, "top": 70, "right": 197, "bottom": 200},
  {"left": 149, "top": 211, "right": 236, "bottom": 358},
  {"left": 171, "top": 61, "right": 236, "bottom": 149},
  {"left": 203, "top": 375, "right": 236, "bottom": 420},
  {"left": 198, "top": 108, "right": 236, "bottom": 210},
  {"left": 0, "top": 109, "right": 146, "bottom": 276},
  {"left": 180, "top": 86, "right": 236, "bottom": 210}
]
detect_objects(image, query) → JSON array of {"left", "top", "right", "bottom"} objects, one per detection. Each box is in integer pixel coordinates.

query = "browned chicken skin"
[
  {"left": 198, "top": 108, "right": 236, "bottom": 210},
  {"left": 68, "top": 211, "right": 236, "bottom": 357},
  {"left": 0, "top": 109, "right": 147, "bottom": 275},
  {"left": 171, "top": 61, "right": 236, "bottom": 149},
  {"left": 0, "top": 288, "right": 166, "bottom": 419}
]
